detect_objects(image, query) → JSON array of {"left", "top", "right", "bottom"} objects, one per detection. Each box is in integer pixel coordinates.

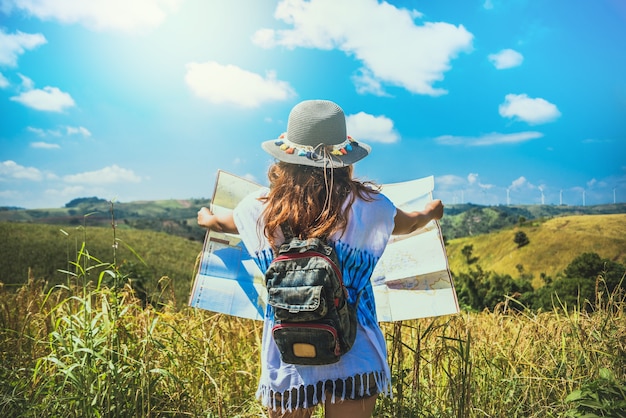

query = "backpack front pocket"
[
  {"left": 272, "top": 323, "right": 341, "bottom": 365},
  {"left": 268, "top": 285, "right": 328, "bottom": 321}
]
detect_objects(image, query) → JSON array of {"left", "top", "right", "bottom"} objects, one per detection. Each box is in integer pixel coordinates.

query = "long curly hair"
[{"left": 260, "top": 162, "right": 380, "bottom": 249}]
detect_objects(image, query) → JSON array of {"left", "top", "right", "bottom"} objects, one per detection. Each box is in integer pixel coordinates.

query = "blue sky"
[{"left": 1, "top": 0, "right": 625, "bottom": 209}]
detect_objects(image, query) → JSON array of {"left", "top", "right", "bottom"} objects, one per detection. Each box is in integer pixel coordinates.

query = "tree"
[
  {"left": 514, "top": 231, "right": 530, "bottom": 248},
  {"left": 454, "top": 266, "right": 534, "bottom": 311},
  {"left": 65, "top": 196, "right": 107, "bottom": 208},
  {"left": 531, "top": 252, "right": 626, "bottom": 311},
  {"left": 564, "top": 252, "right": 625, "bottom": 293},
  {"left": 461, "top": 244, "right": 478, "bottom": 264},
  {"left": 483, "top": 272, "right": 533, "bottom": 311}
]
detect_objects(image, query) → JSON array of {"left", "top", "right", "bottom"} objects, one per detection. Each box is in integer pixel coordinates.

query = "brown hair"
[{"left": 260, "top": 162, "right": 379, "bottom": 249}]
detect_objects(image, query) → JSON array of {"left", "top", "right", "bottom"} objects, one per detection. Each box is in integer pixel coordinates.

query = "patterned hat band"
[
  {"left": 273, "top": 133, "right": 358, "bottom": 160},
  {"left": 261, "top": 100, "right": 371, "bottom": 168}
]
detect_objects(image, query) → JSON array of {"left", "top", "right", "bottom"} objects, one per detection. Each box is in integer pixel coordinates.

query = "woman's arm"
[
  {"left": 392, "top": 199, "right": 444, "bottom": 235},
  {"left": 197, "top": 207, "right": 239, "bottom": 233}
]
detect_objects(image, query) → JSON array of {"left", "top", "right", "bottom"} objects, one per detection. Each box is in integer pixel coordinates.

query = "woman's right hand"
[
  {"left": 424, "top": 199, "right": 444, "bottom": 221},
  {"left": 392, "top": 199, "right": 444, "bottom": 235}
]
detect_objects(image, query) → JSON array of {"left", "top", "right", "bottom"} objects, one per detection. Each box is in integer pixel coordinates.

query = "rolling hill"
[
  {"left": 0, "top": 221, "right": 203, "bottom": 306},
  {"left": 2, "top": 212, "right": 624, "bottom": 308},
  {"left": 0, "top": 197, "right": 213, "bottom": 242},
  {"left": 446, "top": 213, "right": 626, "bottom": 286}
]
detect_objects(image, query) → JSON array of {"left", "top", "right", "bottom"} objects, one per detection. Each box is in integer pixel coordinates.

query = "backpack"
[{"left": 265, "top": 224, "right": 357, "bottom": 365}]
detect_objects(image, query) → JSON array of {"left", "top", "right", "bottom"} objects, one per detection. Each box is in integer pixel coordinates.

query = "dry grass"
[
  {"left": 1, "top": 274, "right": 624, "bottom": 417},
  {"left": 446, "top": 214, "right": 626, "bottom": 283},
  {"left": 1, "top": 210, "right": 624, "bottom": 417}
]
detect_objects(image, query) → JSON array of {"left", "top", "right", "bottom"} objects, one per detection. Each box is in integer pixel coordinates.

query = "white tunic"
[{"left": 233, "top": 187, "right": 397, "bottom": 411}]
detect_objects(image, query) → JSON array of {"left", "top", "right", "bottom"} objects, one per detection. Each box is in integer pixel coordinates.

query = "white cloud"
[
  {"left": 253, "top": 0, "right": 473, "bottom": 96},
  {"left": 63, "top": 164, "right": 141, "bottom": 185},
  {"left": 66, "top": 126, "right": 91, "bottom": 137},
  {"left": 435, "top": 131, "right": 543, "bottom": 146},
  {"left": 510, "top": 176, "right": 534, "bottom": 190},
  {"left": 582, "top": 138, "right": 612, "bottom": 144},
  {"left": 184, "top": 61, "right": 295, "bottom": 108},
  {"left": 466, "top": 173, "right": 493, "bottom": 190},
  {"left": 27, "top": 126, "right": 46, "bottom": 136},
  {"left": 435, "top": 174, "right": 466, "bottom": 187},
  {"left": 31, "top": 141, "right": 60, "bottom": 149},
  {"left": 488, "top": 48, "right": 523, "bottom": 69},
  {"left": 2, "top": 0, "right": 181, "bottom": 32},
  {"left": 0, "top": 72, "right": 9, "bottom": 88},
  {"left": 242, "top": 173, "right": 260, "bottom": 184},
  {"left": 11, "top": 85, "right": 75, "bottom": 112},
  {"left": 45, "top": 185, "right": 87, "bottom": 198},
  {"left": 27, "top": 125, "right": 90, "bottom": 137},
  {"left": 17, "top": 73, "right": 34, "bottom": 89},
  {"left": 499, "top": 93, "right": 561, "bottom": 124},
  {"left": 27, "top": 126, "right": 62, "bottom": 136},
  {"left": 0, "top": 160, "right": 44, "bottom": 181},
  {"left": 0, "top": 28, "right": 47, "bottom": 67},
  {"left": 346, "top": 112, "right": 399, "bottom": 143},
  {"left": 352, "top": 68, "right": 387, "bottom": 96},
  {"left": 436, "top": 174, "right": 501, "bottom": 200}
]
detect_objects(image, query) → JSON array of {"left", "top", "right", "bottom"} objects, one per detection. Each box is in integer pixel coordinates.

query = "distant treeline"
[
  {"left": 439, "top": 202, "right": 626, "bottom": 240},
  {"left": 2, "top": 198, "right": 625, "bottom": 243},
  {"left": 453, "top": 250, "right": 625, "bottom": 312},
  {"left": 0, "top": 197, "right": 213, "bottom": 242}
]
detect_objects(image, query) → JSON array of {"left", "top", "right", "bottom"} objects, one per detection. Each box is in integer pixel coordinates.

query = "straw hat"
[{"left": 261, "top": 100, "right": 370, "bottom": 168}]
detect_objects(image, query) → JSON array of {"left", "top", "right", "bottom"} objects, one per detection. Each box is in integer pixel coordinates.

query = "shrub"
[{"left": 514, "top": 230, "right": 530, "bottom": 248}]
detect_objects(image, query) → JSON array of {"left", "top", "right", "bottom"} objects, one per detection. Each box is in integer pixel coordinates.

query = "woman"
[{"left": 198, "top": 100, "right": 443, "bottom": 417}]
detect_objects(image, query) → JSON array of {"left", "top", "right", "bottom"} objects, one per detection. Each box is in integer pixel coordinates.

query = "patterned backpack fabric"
[{"left": 265, "top": 225, "right": 357, "bottom": 365}]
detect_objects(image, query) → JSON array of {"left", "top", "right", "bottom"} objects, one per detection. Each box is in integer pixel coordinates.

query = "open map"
[{"left": 189, "top": 170, "right": 459, "bottom": 322}]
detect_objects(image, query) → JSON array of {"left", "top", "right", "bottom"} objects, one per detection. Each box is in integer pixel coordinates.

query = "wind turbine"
[
  {"left": 614, "top": 187, "right": 617, "bottom": 204},
  {"left": 506, "top": 188, "right": 510, "bottom": 206},
  {"left": 582, "top": 190, "right": 586, "bottom": 206},
  {"left": 538, "top": 186, "right": 545, "bottom": 205},
  {"left": 559, "top": 189, "right": 563, "bottom": 205}
]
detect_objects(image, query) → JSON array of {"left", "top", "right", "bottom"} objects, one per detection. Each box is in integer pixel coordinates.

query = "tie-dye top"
[{"left": 232, "top": 187, "right": 397, "bottom": 411}]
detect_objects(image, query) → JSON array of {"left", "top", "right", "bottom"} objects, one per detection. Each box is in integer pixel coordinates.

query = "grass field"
[
  {"left": 1, "top": 272, "right": 624, "bottom": 416},
  {"left": 1, "top": 213, "right": 625, "bottom": 416}
]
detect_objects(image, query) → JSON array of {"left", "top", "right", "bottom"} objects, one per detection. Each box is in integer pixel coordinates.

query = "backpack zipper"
[
  {"left": 273, "top": 323, "right": 341, "bottom": 356},
  {"left": 271, "top": 251, "right": 349, "bottom": 305},
  {"left": 272, "top": 251, "right": 343, "bottom": 282}
]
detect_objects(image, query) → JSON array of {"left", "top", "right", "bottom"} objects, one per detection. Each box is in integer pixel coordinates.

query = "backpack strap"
[
  {"left": 278, "top": 223, "right": 334, "bottom": 256},
  {"left": 280, "top": 222, "right": 295, "bottom": 241}
]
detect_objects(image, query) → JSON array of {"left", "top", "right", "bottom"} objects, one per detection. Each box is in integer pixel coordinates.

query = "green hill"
[
  {"left": 0, "top": 198, "right": 212, "bottom": 242},
  {"left": 439, "top": 202, "right": 626, "bottom": 239},
  {"left": 0, "top": 222, "right": 203, "bottom": 305},
  {"left": 2, "top": 213, "right": 624, "bottom": 308},
  {"left": 446, "top": 213, "right": 626, "bottom": 286},
  {"left": 3, "top": 198, "right": 625, "bottom": 243}
]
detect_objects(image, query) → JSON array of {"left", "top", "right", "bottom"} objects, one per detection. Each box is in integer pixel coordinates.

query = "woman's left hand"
[
  {"left": 197, "top": 207, "right": 215, "bottom": 229},
  {"left": 197, "top": 207, "right": 238, "bottom": 233}
]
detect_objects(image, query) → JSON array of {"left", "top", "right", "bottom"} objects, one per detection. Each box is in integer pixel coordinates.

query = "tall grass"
[
  {"left": 0, "top": 274, "right": 264, "bottom": 417},
  {"left": 1, "top": 277, "right": 624, "bottom": 417},
  {"left": 0, "top": 213, "right": 624, "bottom": 416}
]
